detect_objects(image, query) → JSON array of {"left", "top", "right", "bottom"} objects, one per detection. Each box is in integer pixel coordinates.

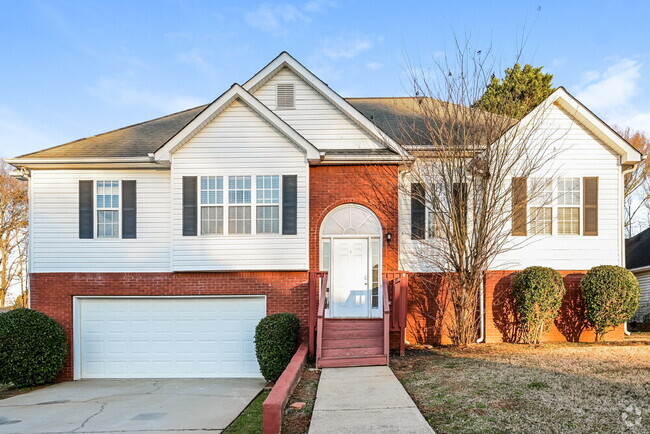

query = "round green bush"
[
  {"left": 512, "top": 266, "right": 566, "bottom": 344},
  {"left": 581, "top": 265, "right": 640, "bottom": 341},
  {"left": 0, "top": 309, "right": 67, "bottom": 387},
  {"left": 254, "top": 313, "right": 300, "bottom": 382}
]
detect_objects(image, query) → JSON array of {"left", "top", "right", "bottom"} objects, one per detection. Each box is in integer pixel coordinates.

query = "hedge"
[
  {"left": 0, "top": 309, "right": 68, "bottom": 387},
  {"left": 512, "top": 266, "right": 566, "bottom": 344},
  {"left": 581, "top": 265, "right": 640, "bottom": 341},
  {"left": 254, "top": 313, "right": 300, "bottom": 382}
]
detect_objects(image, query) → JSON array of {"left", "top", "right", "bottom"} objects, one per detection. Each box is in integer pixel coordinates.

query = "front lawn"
[{"left": 391, "top": 342, "right": 650, "bottom": 433}]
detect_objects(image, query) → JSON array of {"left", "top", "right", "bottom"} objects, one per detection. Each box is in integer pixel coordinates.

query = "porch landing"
[{"left": 308, "top": 366, "right": 433, "bottom": 433}]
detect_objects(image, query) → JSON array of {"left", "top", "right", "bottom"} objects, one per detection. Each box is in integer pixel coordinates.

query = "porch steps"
[{"left": 317, "top": 319, "right": 387, "bottom": 368}]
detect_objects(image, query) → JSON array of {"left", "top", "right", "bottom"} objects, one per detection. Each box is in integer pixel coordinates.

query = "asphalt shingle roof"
[
  {"left": 16, "top": 105, "right": 208, "bottom": 159},
  {"left": 16, "top": 97, "right": 513, "bottom": 160},
  {"left": 626, "top": 227, "right": 650, "bottom": 270}
]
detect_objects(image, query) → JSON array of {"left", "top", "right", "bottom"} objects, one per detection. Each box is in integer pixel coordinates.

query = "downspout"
[
  {"left": 477, "top": 274, "right": 485, "bottom": 343},
  {"left": 621, "top": 161, "right": 639, "bottom": 336}
]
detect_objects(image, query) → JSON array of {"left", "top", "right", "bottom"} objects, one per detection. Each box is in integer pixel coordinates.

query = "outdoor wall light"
[{"left": 386, "top": 232, "right": 392, "bottom": 243}]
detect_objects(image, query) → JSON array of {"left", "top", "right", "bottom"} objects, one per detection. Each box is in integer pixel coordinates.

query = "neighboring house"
[
  {"left": 8, "top": 52, "right": 642, "bottom": 381},
  {"left": 626, "top": 228, "right": 650, "bottom": 325}
]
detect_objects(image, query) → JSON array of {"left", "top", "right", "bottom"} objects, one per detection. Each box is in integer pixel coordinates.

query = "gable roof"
[
  {"left": 242, "top": 52, "right": 404, "bottom": 156},
  {"left": 626, "top": 227, "right": 650, "bottom": 270},
  {"left": 517, "top": 87, "right": 643, "bottom": 165},
  {"left": 154, "top": 84, "right": 320, "bottom": 161}
]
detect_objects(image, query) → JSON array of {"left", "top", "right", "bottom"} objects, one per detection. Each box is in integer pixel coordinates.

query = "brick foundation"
[
  {"left": 30, "top": 271, "right": 309, "bottom": 381},
  {"left": 405, "top": 270, "right": 626, "bottom": 345}
]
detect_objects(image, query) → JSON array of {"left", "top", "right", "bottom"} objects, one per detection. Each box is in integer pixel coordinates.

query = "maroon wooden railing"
[
  {"left": 384, "top": 272, "right": 409, "bottom": 356},
  {"left": 308, "top": 271, "right": 408, "bottom": 358},
  {"left": 382, "top": 275, "right": 390, "bottom": 362},
  {"left": 308, "top": 271, "right": 328, "bottom": 358}
]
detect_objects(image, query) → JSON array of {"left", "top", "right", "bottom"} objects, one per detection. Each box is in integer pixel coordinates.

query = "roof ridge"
[{"left": 15, "top": 104, "right": 208, "bottom": 159}]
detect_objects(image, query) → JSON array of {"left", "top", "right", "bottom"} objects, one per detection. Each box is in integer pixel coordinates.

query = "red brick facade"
[
  {"left": 308, "top": 165, "right": 399, "bottom": 271},
  {"left": 30, "top": 272, "right": 309, "bottom": 381},
  {"left": 405, "top": 270, "right": 625, "bottom": 346}
]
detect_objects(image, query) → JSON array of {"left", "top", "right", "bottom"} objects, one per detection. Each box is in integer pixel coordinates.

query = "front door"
[{"left": 330, "top": 238, "right": 369, "bottom": 318}]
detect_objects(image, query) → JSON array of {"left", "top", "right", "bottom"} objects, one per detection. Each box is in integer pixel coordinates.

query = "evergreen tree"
[{"left": 475, "top": 63, "right": 555, "bottom": 119}]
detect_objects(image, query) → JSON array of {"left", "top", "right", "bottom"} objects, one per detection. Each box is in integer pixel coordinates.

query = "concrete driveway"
[{"left": 0, "top": 378, "right": 266, "bottom": 433}]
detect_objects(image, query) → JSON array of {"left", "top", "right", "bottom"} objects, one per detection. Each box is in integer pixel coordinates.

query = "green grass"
[{"left": 223, "top": 389, "right": 270, "bottom": 434}]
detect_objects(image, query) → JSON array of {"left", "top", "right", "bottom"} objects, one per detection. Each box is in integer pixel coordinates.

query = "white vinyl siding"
[
  {"left": 172, "top": 99, "right": 308, "bottom": 271},
  {"left": 253, "top": 67, "right": 383, "bottom": 150},
  {"left": 30, "top": 169, "right": 171, "bottom": 272},
  {"left": 399, "top": 103, "right": 624, "bottom": 272}
]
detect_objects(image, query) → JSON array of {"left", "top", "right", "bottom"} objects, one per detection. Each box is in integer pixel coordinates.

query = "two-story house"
[{"left": 8, "top": 52, "right": 642, "bottom": 380}]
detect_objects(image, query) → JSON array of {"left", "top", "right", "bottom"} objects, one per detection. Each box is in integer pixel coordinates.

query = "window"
[
  {"left": 557, "top": 177, "right": 581, "bottom": 235},
  {"left": 528, "top": 178, "right": 552, "bottom": 235},
  {"left": 229, "top": 206, "right": 251, "bottom": 234},
  {"left": 227, "top": 176, "right": 251, "bottom": 234},
  {"left": 200, "top": 176, "right": 223, "bottom": 235},
  {"left": 96, "top": 180, "right": 119, "bottom": 238},
  {"left": 276, "top": 83, "right": 295, "bottom": 109},
  {"left": 530, "top": 207, "right": 552, "bottom": 235},
  {"left": 256, "top": 175, "right": 280, "bottom": 234}
]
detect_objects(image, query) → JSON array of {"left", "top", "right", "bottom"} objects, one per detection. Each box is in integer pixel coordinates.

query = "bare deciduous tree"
[
  {"left": 618, "top": 127, "right": 650, "bottom": 237},
  {"left": 0, "top": 160, "right": 28, "bottom": 307},
  {"left": 361, "top": 42, "right": 563, "bottom": 346}
]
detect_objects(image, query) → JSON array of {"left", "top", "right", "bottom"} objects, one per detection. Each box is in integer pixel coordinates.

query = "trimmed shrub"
[
  {"left": 254, "top": 313, "right": 300, "bottom": 382},
  {"left": 581, "top": 265, "right": 640, "bottom": 341},
  {"left": 512, "top": 266, "right": 566, "bottom": 344},
  {"left": 0, "top": 309, "right": 67, "bottom": 387}
]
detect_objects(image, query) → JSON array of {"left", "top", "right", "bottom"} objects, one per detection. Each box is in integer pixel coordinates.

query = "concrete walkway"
[{"left": 309, "top": 366, "right": 434, "bottom": 433}]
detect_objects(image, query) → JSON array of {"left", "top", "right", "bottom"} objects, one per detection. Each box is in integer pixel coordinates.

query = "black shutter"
[
  {"left": 282, "top": 175, "right": 298, "bottom": 235},
  {"left": 182, "top": 176, "right": 198, "bottom": 236},
  {"left": 79, "top": 180, "right": 94, "bottom": 239},
  {"left": 411, "top": 183, "right": 425, "bottom": 240},
  {"left": 122, "top": 180, "right": 137, "bottom": 239}
]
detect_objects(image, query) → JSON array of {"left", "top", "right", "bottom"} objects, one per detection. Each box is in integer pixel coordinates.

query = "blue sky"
[{"left": 1, "top": 0, "right": 649, "bottom": 158}]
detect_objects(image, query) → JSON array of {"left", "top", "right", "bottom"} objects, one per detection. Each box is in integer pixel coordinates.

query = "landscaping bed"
[
  {"left": 282, "top": 365, "right": 320, "bottom": 433},
  {"left": 391, "top": 342, "right": 650, "bottom": 433}
]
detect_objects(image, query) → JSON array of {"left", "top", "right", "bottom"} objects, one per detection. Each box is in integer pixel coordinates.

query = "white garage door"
[{"left": 76, "top": 297, "right": 265, "bottom": 379}]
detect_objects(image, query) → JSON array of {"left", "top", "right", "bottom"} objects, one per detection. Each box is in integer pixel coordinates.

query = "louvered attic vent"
[{"left": 276, "top": 83, "right": 295, "bottom": 109}]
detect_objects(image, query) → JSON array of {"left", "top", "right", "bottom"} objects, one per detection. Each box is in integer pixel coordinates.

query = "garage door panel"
[{"left": 78, "top": 297, "right": 265, "bottom": 378}]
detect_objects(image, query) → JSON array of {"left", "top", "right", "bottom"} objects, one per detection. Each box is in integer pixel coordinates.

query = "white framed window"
[
  {"left": 528, "top": 178, "right": 552, "bottom": 235},
  {"left": 256, "top": 175, "right": 280, "bottom": 234},
  {"left": 96, "top": 180, "right": 120, "bottom": 238},
  {"left": 557, "top": 177, "right": 581, "bottom": 235},
  {"left": 276, "top": 83, "right": 295, "bottom": 109},
  {"left": 200, "top": 176, "right": 224, "bottom": 235},
  {"left": 227, "top": 176, "right": 252, "bottom": 235}
]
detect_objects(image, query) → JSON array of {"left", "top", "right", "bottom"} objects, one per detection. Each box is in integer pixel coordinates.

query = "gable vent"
[{"left": 276, "top": 83, "right": 295, "bottom": 109}]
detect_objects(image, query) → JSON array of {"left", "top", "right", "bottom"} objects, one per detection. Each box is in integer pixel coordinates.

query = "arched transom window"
[{"left": 320, "top": 204, "right": 382, "bottom": 237}]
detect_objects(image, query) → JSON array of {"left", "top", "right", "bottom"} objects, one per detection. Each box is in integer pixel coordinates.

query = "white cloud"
[
  {"left": 575, "top": 58, "right": 641, "bottom": 110},
  {"left": 244, "top": 1, "right": 335, "bottom": 36},
  {"left": 319, "top": 36, "right": 374, "bottom": 60},
  {"left": 574, "top": 58, "right": 650, "bottom": 135},
  {"left": 87, "top": 72, "right": 204, "bottom": 113},
  {"left": 366, "top": 62, "right": 383, "bottom": 71}
]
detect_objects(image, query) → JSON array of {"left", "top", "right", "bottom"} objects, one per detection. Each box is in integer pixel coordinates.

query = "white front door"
[{"left": 330, "top": 238, "right": 370, "bottom": 318}]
